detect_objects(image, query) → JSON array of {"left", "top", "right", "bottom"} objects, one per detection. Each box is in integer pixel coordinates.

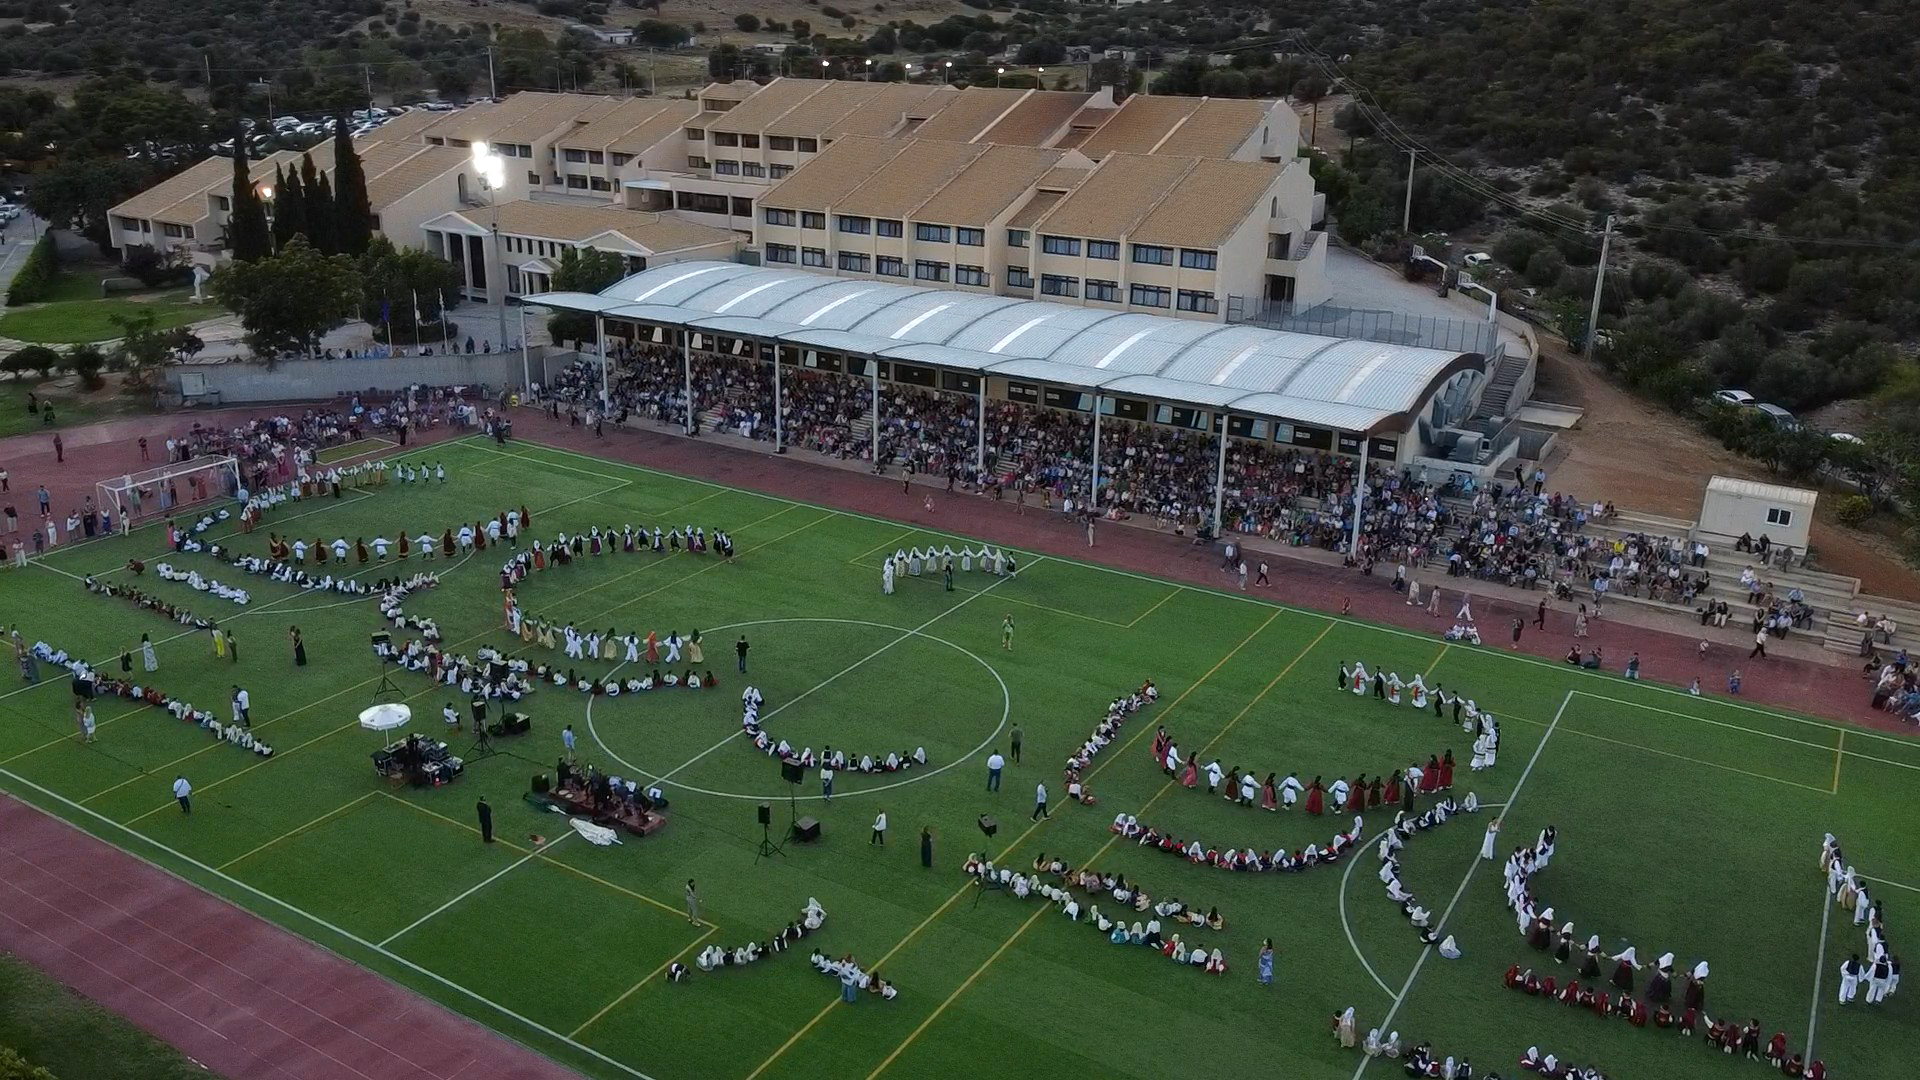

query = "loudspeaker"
[
  {"left": 780, "top": 759, "right": 804, "bottom": 785},
  {"left": 530, "top": 772, "right": 549, "bottom": 794},
  {"left": 977, "top": 814, "right": 999, "bottom": 838},
  {"left": 791, "top": 816, "right": 821, "bottom": 842},
  {"left": 757, "top": 802, "right": 772, "bottom": 826}
]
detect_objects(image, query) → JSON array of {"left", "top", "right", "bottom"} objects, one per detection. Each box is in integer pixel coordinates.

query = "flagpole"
[{"left": 411, "top": 289, "right": 422, "bottom": 353}]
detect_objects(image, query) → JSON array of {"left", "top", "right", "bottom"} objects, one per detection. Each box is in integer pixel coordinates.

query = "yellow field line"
[
  {"left": 1833, "top": 731, "right": 1845, "bottom": 795},
  {"left": 568, "top": 926, "right": 717, "bottom": 1039},
  {"left": 1424, "top": 643, "right": 1451, "bottom": 677},
  {"left": 1125, "top": 588, "right": 1182, "bottom": 628},
  {"left": 378, "top": 792, "right": 692, "bottom": 922},
  {"left": 744, "top": 607, "right": 1289, "bottom": 1080},
  {"left": 862, "top": 616, "right": 1332, "bottom": 1079},
  {"left": 846, "top": 530, "right": 922, "bottom": 567},
  {"left": 216, "top": 792, "right": 379, "bottom": 870}
]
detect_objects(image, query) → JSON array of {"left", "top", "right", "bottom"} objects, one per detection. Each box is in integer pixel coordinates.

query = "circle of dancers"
[{"left": 881, "top": 545, "right": 1017, "bottom": 593}]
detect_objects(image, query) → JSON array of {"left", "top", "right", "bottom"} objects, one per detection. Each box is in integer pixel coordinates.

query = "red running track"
[{"left": 0, "top": 795, "right": 582, "bottom": 1080}]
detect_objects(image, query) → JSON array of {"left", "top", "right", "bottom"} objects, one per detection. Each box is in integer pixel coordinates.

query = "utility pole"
[
  {"left": 487, "top": 47, "right": 498, "bottom": 99},
  {"left": 1584, "top": 214, "right": 1615, "bottom": 355},
  {"left": 649, "top": 49, "right": 657, "bottom": 96},
  {"left": 363, "top": 64, "right": 374, "bottom": 109},
  {"left": 203, "top": 52, "right": 213, "bottom": 92},
  {"left": 1402, "top": 148, "right": 1419, "bottom": 233}
]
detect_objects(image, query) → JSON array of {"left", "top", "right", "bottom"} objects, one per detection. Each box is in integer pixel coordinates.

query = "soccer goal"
[{"left": 97, "top": 455, "right": 243, "bottom": 532}]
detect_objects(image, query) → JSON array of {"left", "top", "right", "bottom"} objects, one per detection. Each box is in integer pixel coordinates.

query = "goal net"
[{"left": 97, "top": 455, "right": 243, "bottom": 533}]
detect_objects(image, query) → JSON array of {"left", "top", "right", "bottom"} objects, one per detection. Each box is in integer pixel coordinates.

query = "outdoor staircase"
[{"left": 1471, "top": 352, "right": 1530, "bottom": 421}]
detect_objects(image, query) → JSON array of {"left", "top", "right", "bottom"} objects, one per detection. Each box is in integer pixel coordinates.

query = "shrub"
[
  {"left": 64, "top": 343, "right": 105, "bottom": 390},
  {"left": 0, "top": 1046, "right": 55, "bottom": 1080},
  {"left": 5, "top": 233, "right": 57, "bottom": 305},
  {"left": 121, "top": 244, "right": 191, "bottom": 288},
  {"left": 1834, "top": 494, "right": 1872, "bottom": 527}
]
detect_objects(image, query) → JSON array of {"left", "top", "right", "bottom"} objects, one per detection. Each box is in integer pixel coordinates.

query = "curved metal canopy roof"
[{"left": 526, "top": 262, "right": 1486, "bottom": 435}]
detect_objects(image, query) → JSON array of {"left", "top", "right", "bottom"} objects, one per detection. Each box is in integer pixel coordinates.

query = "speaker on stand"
[{"left": 755, "top": 800, "right": 785, "bottom": 861}]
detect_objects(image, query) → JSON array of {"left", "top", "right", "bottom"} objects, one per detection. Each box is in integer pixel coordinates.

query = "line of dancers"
[
  {"left": 1824, "top": 834, "right": 1900, "bottom": 1007},
  {"left": 1376, "top": 797, "right": 1478, "bottom": 949},
  {"left": 1061, "top": 681, "right": 1158, "bottom": 807},
  {"left": 29, "top": 641, "right": 274, "bottom": 758},
  {"left": 691, "top": 898, "right": 827, "bottom": 973},
  {"left": 961, "top": 852, "right": 1227, "bottom": 974},
  {"left": 1109, "top": 811, "right": 1367, "bottom": 873},
  {"left": 742, "top": 686, "right": 927, "bottom": 775},
  {"left": 1339, "top": 661, "right": 1503, "bottom": 770}
]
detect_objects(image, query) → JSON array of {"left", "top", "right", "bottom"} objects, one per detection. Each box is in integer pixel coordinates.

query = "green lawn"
[
  {"left": 0, "top": 381, "right": 122, "bottom": 438},
  {"left": 0, "top": 268, "right": 206, "bottom": 344},
  {"left": 0, "top": 435, "right": 1912, "bottom": 1080},
  {"left": 0, "top": 954, "right": 211, "bottom": 1079}
]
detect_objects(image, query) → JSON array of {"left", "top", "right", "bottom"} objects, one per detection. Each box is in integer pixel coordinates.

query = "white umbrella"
[{"left": 359, "top": 702, "right": 412, "bottom": 744}]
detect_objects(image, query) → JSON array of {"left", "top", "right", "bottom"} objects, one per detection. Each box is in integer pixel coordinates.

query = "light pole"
[
  {"left": 256, "top": 183, "right": 276, "bottom": 253},
  {"left": 864, "top": 58, "right": 873, "bottom": 80},
  {"left": 997, "top": 66, "right": 1005, "bottom": 87},
  {"left": 470, "top": 141, "right": 510, "bottom": 355},
  {"left": 822, "top": 59, "right": 831, "bottom": 79}
]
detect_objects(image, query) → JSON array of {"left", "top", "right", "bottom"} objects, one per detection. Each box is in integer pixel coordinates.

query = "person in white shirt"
[
  {"left": 231, "top": 686, "right": 251, "bottom": 728},
  {"left": 1031, "top": 782, "right": 1050, "bottom": 821},
  {"left": 871, "top": 810, "right": 887, "bottom": 846},
  {"left": 172, "top": 774, "right": 192, "bottom": 813},
  {"left": 985, "top": 750, "right": 1005, "bottom": 791}
]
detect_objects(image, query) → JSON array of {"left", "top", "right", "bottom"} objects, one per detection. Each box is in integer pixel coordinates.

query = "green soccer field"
[{"left": 1, "top": 436, "right": 1914, "bottom": 1080}]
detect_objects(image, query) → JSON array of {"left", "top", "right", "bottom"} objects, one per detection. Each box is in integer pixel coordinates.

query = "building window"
[
  {"left": 1006, "top": 266, "right": 1033, "bottom": 289},
  {"left": 956, "top": 264, "right": 987, "bottom": 286},
  {"left": 766, "top": 243, "right": 796, "bottom": 264},
  {"left": 566, "top": 175, "right": 589, "bottom": 189},
  {"left": 528, "top": 171, "right": 542, "bottom": 185},
  {"left": 740, "top": 134, "right": 761, "bottom": 148},
  {"left": 797, "top": 138, "right": 819, "bottom": 152},
  {"left": 764, "top": 208, "right": 797, "bottom": 226},
  {"left": 611, "top": 152, "right": 633, "bottom": 166},
  {"left": 1766, "top": 507, "right": 1794, "bottom": 527},
  {"left": 914, "top": 260, "right": 949, "bottom": 282},
  {"left": 877, "top": 218, "right": 904, "bottom": 237},
  {"left": 1129, "top": 284, "right": 1171, "bottom": 308},
  {"left": 1041, "top": 235, "right": 1079, "bottom": 256},
  {"left": 742, "top": 162, "right": 766, "bottom": 178},
  {"left": 769, "top": 135, "right": 796, "bottom": 151},
  {"left": 1177, "top": 289, "right": 1219, "bottom": 314},
  {"left": 877, "top": 256, "right": 905, "bottom": 277},
  {"left": 715, "top": 160, "right": 741, "bottom": 176},
  {"left": 1132, "top": 244, "right": 1173, "bottom": 265},
  {"left": 733, "top": 197, "right": 754, "bottom": 217},
  {"left": 712, "top": 131, "right": 738, "bottom": 146},
  {"left": 801, "top": 211, "right": 826, "bottom": 229},
  {"left": 590, "top": 177, "right": 611, "bottom": 191},
  {"left": 802, "top": 247, "right": 828, "bottom": 268},
  {"left": 1041, "top": 274, "right": 1079, "bottom": 298},
  {"left": 1180, "top": 248, "right": 1218, "bottom": 270},
  {"left": 563, "top": 148, "right": 587, "bottom": 163},
  {"left": 162, "top": 223, "right": 186, "bottom": 238},
  {"left": 770, "top": 164, "right": 793, "bottom": 179},
  {"left": 512, "top": 144, "right": 532, "bottom": 157},
  {"left": 1087, "top": 240, "right": 1119, "bottom": 260},
  {"left": 838, "top": 215, "right": 871, "bottom": 234},
  {"left": 587, "top": 150, "right": 605, "bottom": 164},
  {"left": 915, "top": 223, "right": 951, "bottom": 243},
  {"left": 1008, "top": 229, "right": 1029, "bottom": 248},
  {"left": 214, "top": 196, "right": 230, "bottom": 211},
  {"left": 956, "top": 227, "right": 984, "bottom": 247},
  {"left": 687, "top": 128, "right": 706, "bottom": 141},
  {"left": 115, "top": 216, "right": 139, "bottom": 232},
  {"left": 1085, "top": 279, "right": 1119, "bottom": 302},
  {"left": 839, "top": 252, "right": 871, "bottom": 272}
]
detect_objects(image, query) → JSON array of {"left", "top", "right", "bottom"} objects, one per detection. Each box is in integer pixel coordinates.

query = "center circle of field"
[{"left": 582, "top": 617, "right": 1009, "bottom": 801}]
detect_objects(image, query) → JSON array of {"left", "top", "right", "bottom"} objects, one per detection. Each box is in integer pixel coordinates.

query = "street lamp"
[
  {"left": 470, "top": 140, "right": 510, "bottom": 356},
  {"left": 821, "top": 59, "right": 831, "bottom": 79},
  {"left": 944, "top": 60, "right": 953, "bottom": 84},
  {"left": 256, "top": 183, "right": 276, "bottom": 253},
  {"left": 996, "top": 66, "right": 1005, "bottom": 87}
]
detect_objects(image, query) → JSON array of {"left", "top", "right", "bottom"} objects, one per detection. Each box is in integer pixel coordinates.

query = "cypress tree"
[
  {"left": 331, "top": 113, "right": 374, "bottom": 256},
  {"left": 276, "top": 164, "right": 309, "bottom": 249},
  {"left": 309, "top": 171, "right": 338, "bottom": 256},
  {"left": 226, "top": 126, "right": 271, "bottom": 262}
]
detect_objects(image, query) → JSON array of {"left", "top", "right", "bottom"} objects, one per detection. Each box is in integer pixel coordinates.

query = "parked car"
[
  {"left": 1463, "top": 251, "right": 1492, "bottom": 267},
  {"left": 1755, "top": 403, "right": 1799, "bottom": 430},
  {"left": 1711, "top": 389, "right": 1757, "bottom": 407},
  {"left": 1830, "top": 432, "right": 1864, "bottom": 445}
]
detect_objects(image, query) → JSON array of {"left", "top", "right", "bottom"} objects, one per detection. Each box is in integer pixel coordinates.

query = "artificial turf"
[{"left": 0, "top": 435, "right": 1914, "bottom": 1080}]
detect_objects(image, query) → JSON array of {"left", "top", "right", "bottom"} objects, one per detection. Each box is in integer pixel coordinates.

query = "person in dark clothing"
[
  {"left": 920, "top": 826, "right": 934, "bottom": 869},
  {"left": 1010, "top": 725, "right": 1023, "bottom": 764},
  {"left": 736, "top": 635, "right": 750, "bottom": 672},
  {"left": 476, "top": 796, "right": 494, "bottom": 842}
]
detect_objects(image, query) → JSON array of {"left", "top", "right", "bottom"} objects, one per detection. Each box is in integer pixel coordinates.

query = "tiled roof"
[
  {"left": 559, "top": 98, "right": 697, "bottom": 151},
  {"left": 979, "top": 92, "right": 1092, "bottom": 146},
  {"left": 760, "top": 136, "right": 903, "bottom": 211},
  {"left": 364, "top": 145, "right": 471, "bottom": 210},
  {"left": 708, "top": 79, "right": 822, "bottom": 133},
  {"left": 824, "top": 84, "right": 951, "bottom": 138},
  {"left": 910, "top": 87, "right": 1029, "bottom": 142},
  {"left": 1031, "top": 153, "right": 1194, "bottom": 239},
  {"left": 833, "top": 139, "right": 985, "bottom": 218},
  {"left": 111, "top": 157, "right": 232, "bottom": 221},
  {"left": 454, "top": 200, "right": 737, "bottom": 253},
  {"left": 913, "top": 145, "right": 1064, "bottom": 226},
  {"left": 1130, "top": 158, "right": 1283, "bottom": 248},
  {"left": 1005, "top": 191, "right": 1061, "bottom": 229},
  {"left": 1076, "top": 95, "right": 1201, "bottom": 158},
  {"left": 1152, "top": 98, "right": 1269, "bottom": 158}
]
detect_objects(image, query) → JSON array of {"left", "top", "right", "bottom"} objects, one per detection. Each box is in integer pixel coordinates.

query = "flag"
[
  {"left": 379, "top": 299, "right": 390, "bottom": 325},
  {"left": 412, "top": 290, "right": 422, "bottom": 326}
]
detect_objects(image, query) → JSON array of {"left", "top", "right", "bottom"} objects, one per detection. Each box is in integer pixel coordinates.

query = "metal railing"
[{"left": 1226, "top": 297, "right": 1501, "bottom": 356}]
